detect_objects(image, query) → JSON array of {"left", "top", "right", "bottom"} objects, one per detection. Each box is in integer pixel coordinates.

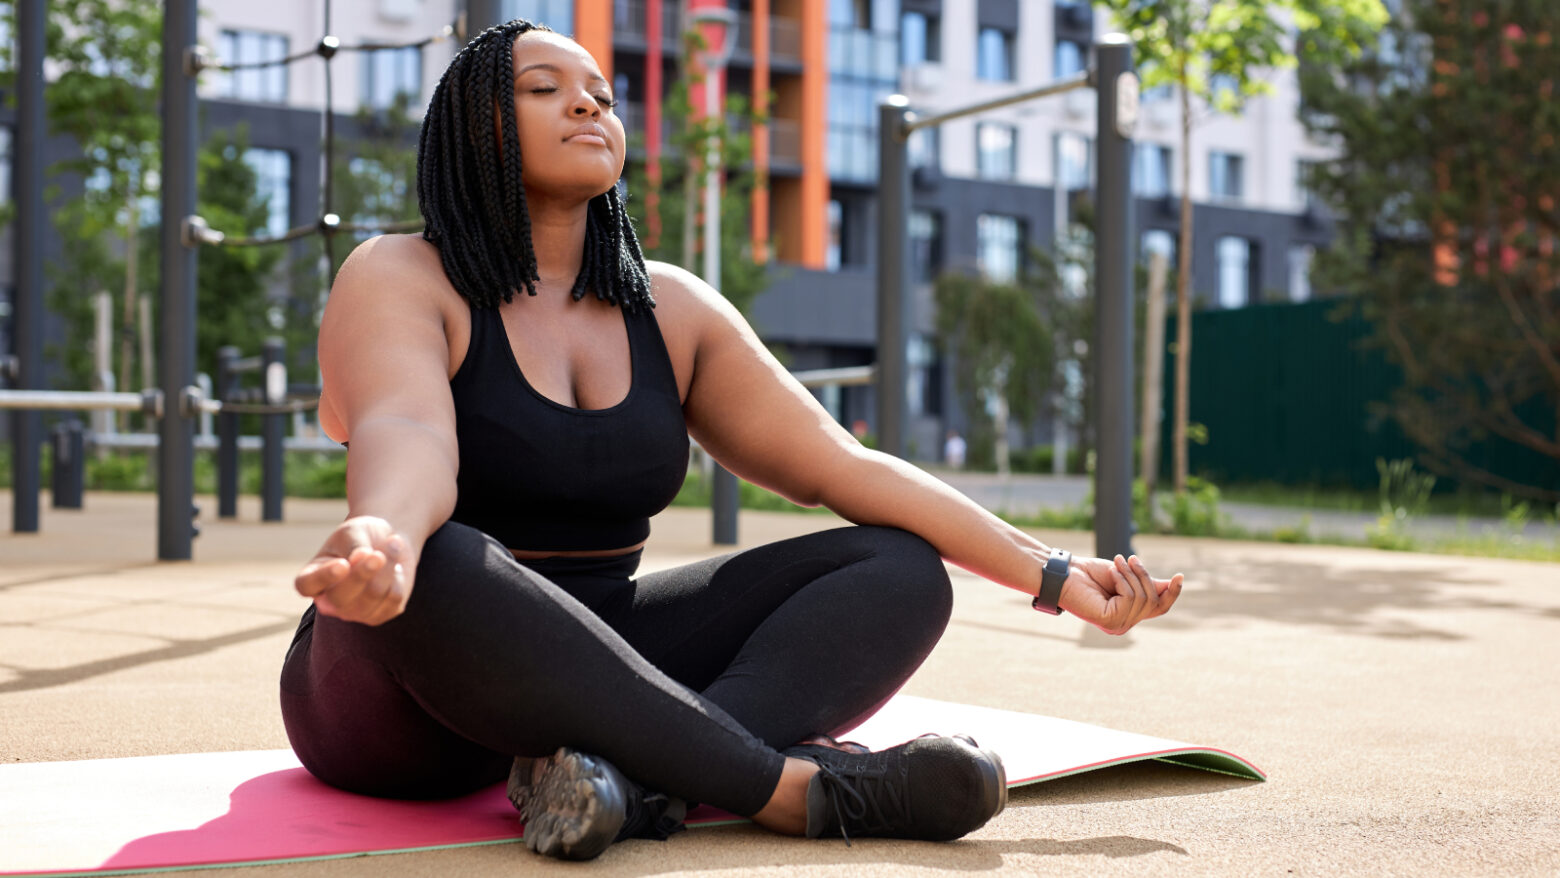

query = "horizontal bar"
[
  {"left": 904, "top": 70, "right": 1092, "bottom": 135},
  {"left": 227, "top": 356, "right": 264, "bottom": 373},
  {"left": 0, "top": 390, "right": 149, "bottom": 412},
  {"left": 90, "top": 433, "right": 346, "bottom": 453},
  {"left": 791, "top": 365, "right": 876, "bottom": 388}
]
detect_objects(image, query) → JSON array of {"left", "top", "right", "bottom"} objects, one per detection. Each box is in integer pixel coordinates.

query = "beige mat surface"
[{"left": 3, "top": 491, "right": 1558, "bottom": 876}]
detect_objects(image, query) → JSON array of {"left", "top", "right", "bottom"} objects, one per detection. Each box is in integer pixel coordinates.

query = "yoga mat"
[{"left": 0, "top": 695, "right": 1263, "bottom": 876}]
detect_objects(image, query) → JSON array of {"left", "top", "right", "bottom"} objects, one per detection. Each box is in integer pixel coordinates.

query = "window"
[
  {"left": 348, "top": 157, "right": 409, "bottom": 240},
  {"left": 826, "top": 199, "right": 844, "bottom": 271},
  {"left": 907, "top": 334, "right": 940, "bottom": 417},
  {"left": 976, "top": 123, "right": 1016, "bottom": 181},
  {"left": 1217, "top": 236, "right": 1253, "bottom": 308},
  {"left": 1054, "top": 39, "right": 1085, "bottom": 79},
  {"left": 1133, "top": 143, "right": 1172, "bottom": 198},
  {"left": 1288, "top": 244, "right": 1314, "bottom": 302},
  {"left": 244, "top": 148, "right": 291, "bottom": 238},
  {"left": 1295, "top": 159, "right": 1321, "bottom": 210},
  {"left": 503, "top": 0, "right": 573, "bottom": 34},
  {"left": 361, "top": 46, "right": 422, "bottom": 111},
  {"left": 218, "top": 30, "right": 289, "bottom": 103},
  {"left": 977, "top": 214, "right": 1022, "bottom": 284},
  {"left": 900, "top": 11, "right": 940, "bottom": 65},
  {"left": 1141, "top": 229, "right": 1176, "bottom": 273},
  {"left": 1209, "top": 73, "right": 1238, "bottom": 107},
  {"left": 0, "top": 127, "right": 10, "bottom": 206},
  {"left": 1209, "top": 151, "right": 1244, "bottom": 202},
  {"left": 976, "top": 27, "right": 1013, "bottom": 82},
  {"left": 1055, "top": 132, "right": 1092, "bottom": 190},
  {"left": 908, "top": 126, "right": 938, "bottom": 172},
  {"left": 909, "top": 209, "right": 943, "bottom": 284}
]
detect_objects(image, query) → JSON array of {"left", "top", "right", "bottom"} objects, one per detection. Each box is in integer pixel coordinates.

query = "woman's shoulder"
[
  {"left": 328, "top": 234, "right": 462, "bottom": 315},
  {"left": 643, "top": 259, "right": 737, "bottom": 322}
]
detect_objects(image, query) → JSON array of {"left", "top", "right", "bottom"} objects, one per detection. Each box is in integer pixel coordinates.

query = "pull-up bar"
[{"left": 876, "top": 34, "right": 1139, "bottom": 560}]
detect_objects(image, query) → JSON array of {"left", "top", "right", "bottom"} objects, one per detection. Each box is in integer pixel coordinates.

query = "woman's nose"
[{"left": 570, "top": 91, "right": 599, "bottom": 117}]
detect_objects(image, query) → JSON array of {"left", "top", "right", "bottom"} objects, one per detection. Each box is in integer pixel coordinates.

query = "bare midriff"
[{"left": 509, "top": 540, "right": 647, "bottom": 560}]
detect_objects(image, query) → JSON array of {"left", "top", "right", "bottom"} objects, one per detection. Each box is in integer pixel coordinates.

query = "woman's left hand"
[{"left": 1058, "top": 554, "right": 1184, "bottom": 635}]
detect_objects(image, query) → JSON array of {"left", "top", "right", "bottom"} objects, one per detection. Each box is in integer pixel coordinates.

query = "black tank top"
[{"left": 448, "top": 301, "right": 689, "bottom": 552}]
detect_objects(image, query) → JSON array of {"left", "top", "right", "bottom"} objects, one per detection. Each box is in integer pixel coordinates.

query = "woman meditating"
[{"left": 282, "top": 20, "right": 1184, "bottom": 861}]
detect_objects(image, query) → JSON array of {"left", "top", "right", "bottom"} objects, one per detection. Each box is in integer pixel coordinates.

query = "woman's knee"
[{"left": 856, "top": 526, "right": 954, "bottom": 630}]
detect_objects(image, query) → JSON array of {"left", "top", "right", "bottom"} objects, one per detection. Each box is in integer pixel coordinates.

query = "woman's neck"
[{"left": 523, "top": 193, "right": 589, "bottom": 292}]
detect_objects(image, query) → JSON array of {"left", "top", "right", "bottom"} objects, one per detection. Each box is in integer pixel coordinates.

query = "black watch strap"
[{"left": 1032, "top": 548, "right": 1070, "bottom": 615}]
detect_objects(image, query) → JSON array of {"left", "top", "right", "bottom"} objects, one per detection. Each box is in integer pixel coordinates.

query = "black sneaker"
[
  {"left": 506, "top": 748, "right": 686, "bottom": 860},
  {"left": 784, "top": 734, "right": 1007, "bottom": 843}
]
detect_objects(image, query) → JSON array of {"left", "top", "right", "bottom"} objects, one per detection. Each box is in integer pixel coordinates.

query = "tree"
[
  {"left": 0, "top": 0, "right": 165, "bottom": 395},
  {"left": 1300, "top": 1, "right": 1560, "bottom": 502},
  {"left": 622, "top": 31, "right": 771, "bottom": 316},
  {"left": 1095, "top": 0, "right": 1387, "bottom": 495}
]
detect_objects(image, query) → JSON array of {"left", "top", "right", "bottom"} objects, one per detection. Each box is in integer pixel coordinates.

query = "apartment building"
[{"left": 0, "top": 0, "right": 1338, "bottom": 457}]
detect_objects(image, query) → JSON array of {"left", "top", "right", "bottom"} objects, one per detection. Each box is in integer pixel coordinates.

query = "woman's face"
[{"left": 509, "top": 30, "right": 625, "bottom": 203}]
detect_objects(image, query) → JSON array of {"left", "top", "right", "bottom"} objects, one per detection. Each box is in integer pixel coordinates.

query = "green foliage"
[
  {"left": 669, "top": 468, "right": 830, "bottom": 514},
  {"left": 1159, "top": 475, "right": 1227, "bottom": 536},
  {"left": 1367, "top": 456, "right": 1434, "bottom": 550},
  {"left": 622, "top": 30, "right": 771, "bottom": 315},
  {"left": 1100, "top": 0, "right": 1386, "bottom": 110},
  {"left": 1300, "top": 1, "right": 1560, "bottom": 503}
]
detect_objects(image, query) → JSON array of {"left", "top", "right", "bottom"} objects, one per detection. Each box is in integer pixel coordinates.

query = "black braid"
[{"left": 418, "top": 20, "right": 654, "bottom": 311}]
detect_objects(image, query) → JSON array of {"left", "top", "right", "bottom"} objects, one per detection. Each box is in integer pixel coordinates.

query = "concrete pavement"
[{"left": 3, "top": 491, "right": 1559, "bottom": 876}]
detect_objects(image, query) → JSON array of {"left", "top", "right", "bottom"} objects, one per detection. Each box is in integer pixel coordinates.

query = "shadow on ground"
[{"left": 1155, "top": 552, "right": 1549, "bottom": 640}]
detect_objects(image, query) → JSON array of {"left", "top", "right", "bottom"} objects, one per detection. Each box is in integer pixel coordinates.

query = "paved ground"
[{"left": 3, "top": 490, "right": 1559, "bottom": 876}]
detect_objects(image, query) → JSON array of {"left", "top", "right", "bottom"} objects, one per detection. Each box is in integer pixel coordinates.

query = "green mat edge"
[{"left": 12, "top": 748, "right": 1262, "bottom": 877}]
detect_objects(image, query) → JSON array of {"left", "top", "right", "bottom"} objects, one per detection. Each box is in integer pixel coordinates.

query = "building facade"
[{"left": 1, "top": 0, "right": 1339, "bottom": 460}]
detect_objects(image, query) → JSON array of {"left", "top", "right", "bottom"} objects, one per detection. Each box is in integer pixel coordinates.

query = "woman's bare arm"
[
  {"left": 294, "top": 236, "right": 460, "bottom": 624},
  {"left": 666, "top": 263, "right": 1181, "bottom": 632}
]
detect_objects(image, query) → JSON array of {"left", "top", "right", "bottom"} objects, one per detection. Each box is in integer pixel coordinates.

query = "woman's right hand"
[{"left": 294, "top": 515, "right": 415, "bottom": 626}]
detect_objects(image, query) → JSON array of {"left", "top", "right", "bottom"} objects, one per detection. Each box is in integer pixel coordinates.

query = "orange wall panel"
[{"left": 574, "top": 0, "right": 612, "bottom": 81}]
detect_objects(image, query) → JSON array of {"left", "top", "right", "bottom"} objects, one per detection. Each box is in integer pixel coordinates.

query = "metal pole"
[
  {"left": 1093, "top": 34, "right": 1137, "bottom": 560},
  {"left": 216, "top": 346, "right": 240, "bottom": 518},
  {"left": 261, "top": 338, "right": 286, "bottom": 522},
  {"left": 875, "top": 96, "right": 912, "bottom": 460},
  {"left": 701, "top": 19, "right": 739, "bottom": 546},
  {"left": 466, "top": 0, "right": 505, "bottom": 37},
  {"left": 10, "top": 0, "right": 45, "bottom": 534},
  {"left": 158, "top": 0, "right": 199, "bottom": 560},
  {"left": 51, "top": 420, "right": 84, "bottom": 509}
]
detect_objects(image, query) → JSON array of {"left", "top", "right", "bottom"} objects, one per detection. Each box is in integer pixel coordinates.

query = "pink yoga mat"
[{"left": 0, "top": 695, "right": 1263, "bottom": 876}]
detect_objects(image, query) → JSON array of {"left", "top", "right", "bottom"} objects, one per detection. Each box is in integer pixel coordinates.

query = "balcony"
[{"left": 614, "top": 0, "right": 801, "bottom": 64}]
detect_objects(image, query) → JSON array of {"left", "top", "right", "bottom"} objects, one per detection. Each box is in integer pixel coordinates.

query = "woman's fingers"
[{"left": 295, "top": 556, "right": 351, "bottom": 597}]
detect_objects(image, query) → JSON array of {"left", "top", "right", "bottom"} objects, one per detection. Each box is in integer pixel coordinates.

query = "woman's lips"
[{"left": 565, "top": 133, "right": 607, "bottom": 146}]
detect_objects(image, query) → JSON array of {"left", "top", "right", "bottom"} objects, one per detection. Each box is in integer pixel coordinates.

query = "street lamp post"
[{"left": 689, "top": 5, "right": 740, "bottom": 545}]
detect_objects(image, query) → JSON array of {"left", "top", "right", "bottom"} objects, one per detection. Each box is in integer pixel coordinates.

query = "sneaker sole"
[{"left": 508, "top": 747, "right": 628, "bottom": 861}]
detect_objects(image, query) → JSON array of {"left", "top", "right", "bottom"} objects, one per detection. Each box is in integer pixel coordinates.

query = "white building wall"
[
  {"left": 904, "top": 0, "right": 1334, "bottom": 214},
  {"left": 199, "top": 0, "right": 458, "bottom": 116}
]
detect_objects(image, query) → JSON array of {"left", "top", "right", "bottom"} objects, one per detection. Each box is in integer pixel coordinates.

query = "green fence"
[{"left": 1159, "top": 298, "right": 1559, "bottom": 494}]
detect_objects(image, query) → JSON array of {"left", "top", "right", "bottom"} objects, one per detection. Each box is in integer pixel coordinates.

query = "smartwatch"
[{"left": 1032, "top": 548, "right": 1070, "bottom": 615}]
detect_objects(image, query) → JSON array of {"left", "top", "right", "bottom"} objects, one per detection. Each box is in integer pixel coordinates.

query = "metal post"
[
  {"left": 875, "top": 96, "right": 912, "bottom": 460},
  {"left": 1093, "top": 35, "right": 1137, "bottom": 560},
  {"left": 692, "top": 6, "right": 739, "bottom": 545},
  {"left": 216, "top": 346, "right": 240, "bottom": 518},
  {"left": 10, "top": 0, "right": 45, "bottom": 534},
  {"left": 261, "top": 338, "right": 286, "bottom": 522},
  {"left": 159, "top": 0, "right": 200, "bottom": 560},
  {"left": 465, "top": 0, "right": 505, "bottom": 37},
  {"left": 50, "top": 420, "right": 85, "bottom": 510}
]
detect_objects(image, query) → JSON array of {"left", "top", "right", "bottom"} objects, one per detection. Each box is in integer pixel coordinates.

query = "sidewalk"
[{"left": 3, "top": 491, "right": 1559, "bottom": 876}]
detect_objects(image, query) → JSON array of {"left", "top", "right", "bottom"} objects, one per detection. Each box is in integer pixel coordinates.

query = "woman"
[{"left": 283, "top": 20, "right": 1184, "bottom": 862}]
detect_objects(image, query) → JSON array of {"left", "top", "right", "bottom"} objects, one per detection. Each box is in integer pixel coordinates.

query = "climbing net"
[{"left": 187, "top": 0, "right": 460, "bottom": 278}]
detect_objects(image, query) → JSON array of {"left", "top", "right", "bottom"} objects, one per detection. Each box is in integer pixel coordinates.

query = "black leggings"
[{"left": 279, "top": 522, "right": 954, "bottom": 817}]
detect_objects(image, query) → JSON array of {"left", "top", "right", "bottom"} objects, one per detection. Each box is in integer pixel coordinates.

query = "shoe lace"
[{"left": 815, "top": 762, "right": 909, "bottom": 846}]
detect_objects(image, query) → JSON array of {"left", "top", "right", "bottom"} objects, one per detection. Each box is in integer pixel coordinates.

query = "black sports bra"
[{"left": 447, "top": 301, "right": 689, "bottom": 552}]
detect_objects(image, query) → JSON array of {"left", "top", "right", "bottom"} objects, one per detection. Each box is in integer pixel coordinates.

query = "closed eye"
[{"left": 596, "top": 95, "right": 618, "bottom": 108}]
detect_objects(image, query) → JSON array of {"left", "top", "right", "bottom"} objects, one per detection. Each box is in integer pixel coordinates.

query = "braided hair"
[{"left": 417, "top": 20, "right": 654, "bottom": 311}]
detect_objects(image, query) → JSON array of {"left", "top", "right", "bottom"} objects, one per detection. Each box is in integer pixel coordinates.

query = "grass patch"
[{"left": 670, "top": 469, "right": 833, "bottom": 515}]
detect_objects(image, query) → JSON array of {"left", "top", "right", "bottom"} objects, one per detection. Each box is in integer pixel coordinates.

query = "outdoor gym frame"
[{"left": 876, "top": 35, "right": 1139, "bottom": 560}]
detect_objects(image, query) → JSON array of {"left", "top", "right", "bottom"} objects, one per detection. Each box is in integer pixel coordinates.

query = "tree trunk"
[
  {"left": 1140, "top": 251, "right": 1169, "bottom": 500},
  {"left": 1173, "top": 72, "right": 1194, "bottom": 495},
  {"left": 993, "top": 390, "right": 1011, "bottom": 478}
]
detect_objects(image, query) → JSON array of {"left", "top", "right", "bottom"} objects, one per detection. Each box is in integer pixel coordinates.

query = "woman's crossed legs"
[{"left": 279, "top": 522, "right": 955, "bottom": 818}]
